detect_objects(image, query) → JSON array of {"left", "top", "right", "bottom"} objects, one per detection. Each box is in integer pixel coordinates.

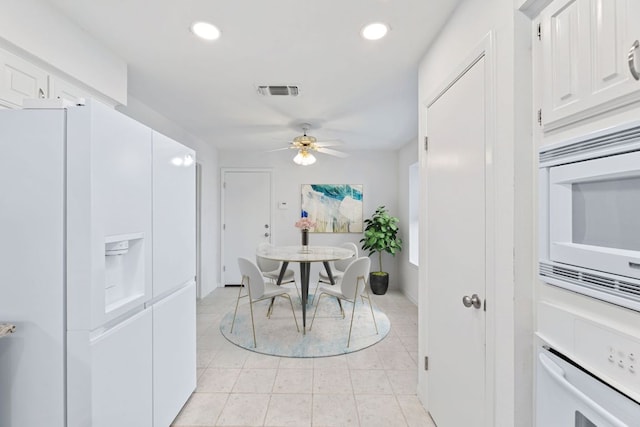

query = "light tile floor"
[{"left": 172, "top": 287, "right": 436, "bottom": 427}]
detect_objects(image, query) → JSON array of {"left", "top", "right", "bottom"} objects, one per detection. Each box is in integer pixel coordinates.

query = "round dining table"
[{"left": 256, "top": 245, "right": 355, "bottom": 332}]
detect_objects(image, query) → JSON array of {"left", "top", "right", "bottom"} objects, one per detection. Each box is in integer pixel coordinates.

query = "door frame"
[
  {"left": 220, "top": 167, "right": 274, "bottom": 287},
  {"left": 420, "top": 31, "right": 497, "bottom": 426}
]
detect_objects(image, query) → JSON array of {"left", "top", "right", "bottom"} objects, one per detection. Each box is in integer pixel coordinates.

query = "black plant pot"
[{"left": 369, "top": 272, "right": 389, "bottom": 295}]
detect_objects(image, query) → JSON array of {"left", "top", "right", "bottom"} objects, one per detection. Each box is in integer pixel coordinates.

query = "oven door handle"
[{"left": 539, "top": 353, "right": 627, "bottom": 427}]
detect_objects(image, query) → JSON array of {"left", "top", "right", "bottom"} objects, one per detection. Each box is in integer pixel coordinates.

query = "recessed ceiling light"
[
  {"left": 190, "top": 21, "right": 221, "bottom": 41},
  {"left": 361, "top": 22, "right": 389, "bottom": 41}
]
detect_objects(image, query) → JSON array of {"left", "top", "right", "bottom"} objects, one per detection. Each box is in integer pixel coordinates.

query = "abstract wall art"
[{"left": 301, "top": 184, "right": 363, "bottom": 233}]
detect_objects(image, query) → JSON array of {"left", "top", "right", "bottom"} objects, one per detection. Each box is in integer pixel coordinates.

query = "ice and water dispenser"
[{"left": 104, "top": 232, "right": 145, "bottom": 313}]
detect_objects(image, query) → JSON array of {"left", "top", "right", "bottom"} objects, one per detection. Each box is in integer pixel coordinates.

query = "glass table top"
[{"left": 256, "top": 245, "right": 354, "bottom": 262}]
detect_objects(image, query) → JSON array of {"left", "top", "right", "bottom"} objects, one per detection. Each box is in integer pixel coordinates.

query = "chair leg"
[
  {"left": 248, "top": 298, "right": 257, "bottom": 348},
  {"left": 363, "top": 290, "right": 379, "bottom": 335},
  {"left": 347, "top": 294, "right": 358, "bottom": 348},
  {"left": 310, "top": 292, "right": 328, "bottom": 330},
  {"left": 294, "top": 281, "right": 302, "bottom": 304},
  {"left": 267, "top": 298, "right": 275, "bottom": 318},
  {"left": 282, "top": 293, "right": 300, "bottom": 332},
  {"left": 230, "top": 279, "right": 246, "bottom": 333}
]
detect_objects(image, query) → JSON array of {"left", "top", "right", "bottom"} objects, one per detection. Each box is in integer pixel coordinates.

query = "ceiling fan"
[{"left": 273, "top": 123, "right": 348, "bottom": 165}]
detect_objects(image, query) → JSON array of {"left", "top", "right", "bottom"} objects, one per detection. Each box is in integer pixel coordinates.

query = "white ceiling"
[{"left": 44, "top": 0, "right": 460, "bottom": 153}]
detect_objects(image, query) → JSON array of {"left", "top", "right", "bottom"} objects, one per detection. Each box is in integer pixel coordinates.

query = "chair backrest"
[
  {"left": 256, "top": 242, "right": 280, "bottom": 273},
  {"left": 339, "top": 257, "right": 371, "bottom": 301},
  {"left": 238, "top": 257, "right": 266, "bottom": 300},
  {"left": 334, "top": 242, "right": 359, "bottom": 272}
]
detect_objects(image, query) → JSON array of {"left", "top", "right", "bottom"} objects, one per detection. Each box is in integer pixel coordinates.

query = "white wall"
[
  {"left": 118, "top": 97, "right": 220, "bottom": 298},
  {"left": 397, "top": 140, "right": 419, "bottom": 304},
  {"left": 0, "top": 0, "right": 127, "bottom": 105},
  {"left": 417, "top": 0, "right": 533, "bottom": 425},
  {"left": 218, "top": 149, "right": 404, "bottom": 289}
]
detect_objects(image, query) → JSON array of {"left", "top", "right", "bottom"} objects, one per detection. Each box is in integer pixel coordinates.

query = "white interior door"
[
  {"left": 222, "top": 169, "right": 272, "bottom": 285},
  {"left": 426, "top": 54, "right": 488, "bottom": 426}
]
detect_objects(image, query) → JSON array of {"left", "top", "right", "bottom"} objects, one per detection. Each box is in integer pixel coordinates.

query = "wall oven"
[
  {"left": 535, "top": 303, "right": 640, "bottom": 427},
  {"left": 539, "top": 121, "right": 640, "bottom": 312},
  {"left": 537, "top": 345, "right": 640, "bottom": 427}
]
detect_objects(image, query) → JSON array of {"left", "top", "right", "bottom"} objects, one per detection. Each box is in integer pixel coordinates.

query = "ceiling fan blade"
[
  {"left": 266, "top": 146, "right": 293, "bottom": 152},
  {"left": 315, "top": 140, "right": 343, "bottom": 147},
  {"left": 316, "top": 147, "right": 349, "bottom": 158}
]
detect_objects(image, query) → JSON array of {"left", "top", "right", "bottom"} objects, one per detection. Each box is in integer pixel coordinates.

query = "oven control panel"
[
  {"left": 607, "top": 346, "right": 635, "bottom": 373},
  {"left": 575, "top": 319, "right": 639, "bottom": 393},
  {"left": 537, "top": 301, "right": 640, "bottom": 402}
]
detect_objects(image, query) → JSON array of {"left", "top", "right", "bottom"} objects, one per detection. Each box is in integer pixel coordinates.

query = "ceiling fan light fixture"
[
  {"left": 361, "top": 22, "right": 389, "bottom": 40},
  {"left": 190, "top": 21, "right": 221, "bottom": 41},
  {"left": 293, "top": 150, "right": 316, "bottom": 166}
]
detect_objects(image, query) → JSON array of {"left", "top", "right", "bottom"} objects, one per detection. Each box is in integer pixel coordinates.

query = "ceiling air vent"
[{"left": 257, "top": 85, "right": 299, "bottom": 96}]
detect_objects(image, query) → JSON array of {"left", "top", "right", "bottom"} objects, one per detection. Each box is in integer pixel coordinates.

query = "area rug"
[{"left": 219, "top": 293, "right": 390, "bottom": 357}]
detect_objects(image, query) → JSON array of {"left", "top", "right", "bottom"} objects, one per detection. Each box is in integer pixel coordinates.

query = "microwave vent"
[
  {"left": 539, "top": 123, "right": 640, "bottom": 165},
  {"left": 540, "top": 262, "right": 640, "bottom": 307},
  {"left": 257, "top": 85, "right": 299, "bottom": 96}
]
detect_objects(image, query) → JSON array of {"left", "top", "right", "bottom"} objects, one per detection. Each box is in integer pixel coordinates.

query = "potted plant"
[{"left": 360, "top": 205, "right": 403, "bottom": 295}]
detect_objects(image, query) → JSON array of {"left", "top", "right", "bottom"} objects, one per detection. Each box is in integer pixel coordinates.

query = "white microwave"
[{"left": 539, "top": 122, "right": 640, "bottom": 312}]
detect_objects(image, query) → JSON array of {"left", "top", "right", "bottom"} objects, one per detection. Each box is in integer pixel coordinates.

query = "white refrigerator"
[{"left": 0, "top": 99, "right": 196, "bottom": 427}]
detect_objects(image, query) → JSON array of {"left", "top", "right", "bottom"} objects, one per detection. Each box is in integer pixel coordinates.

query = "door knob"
[
  {"left": 462, "top": 294, "right": 482, "bottom": 309},
  {"left": 264, "top": 232, "right": 270, "bottom": 237}
]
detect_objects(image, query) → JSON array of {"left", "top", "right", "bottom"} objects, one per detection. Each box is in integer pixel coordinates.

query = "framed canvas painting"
[{"left": 301, "top": 184, "right": 363, "bottom": 232}]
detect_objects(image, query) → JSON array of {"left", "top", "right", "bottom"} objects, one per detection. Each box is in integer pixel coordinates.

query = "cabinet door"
[
  {"left": 539, "top": 0, "right": 640, "bottom": 130},
  {"left": 49, "top": 76, "right": 91, "bottom": 104},
  {"left": 0, "top": 49, "right": 47, "bottom": 107},
  {"left": 589, "top": 0, "right": 640, "bottom": 103},
  {"left": 540, "top": 0, "right": 588, "bottom": 127}
]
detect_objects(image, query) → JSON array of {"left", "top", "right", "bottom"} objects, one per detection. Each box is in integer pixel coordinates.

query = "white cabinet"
[
  {"left": 0, "top": 48, "right": 47, "bottom": 107},
  {"left": 537, "top": 0, "right": 640, "bottom": 130},
  {"left": 0, "top": 47, "right": 116, "bottom": 109},
  {"left": 49, "top": 75, "right": 92, "bottom": 104}
]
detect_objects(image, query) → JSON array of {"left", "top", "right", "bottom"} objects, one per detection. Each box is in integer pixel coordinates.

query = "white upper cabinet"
[
  {"left": 0, "top": 46, "right": 117, "bottom": 109},
  {"left": 49, "top": 76, "right": 91, "bottom": 105},
  {"left": 0, "top": 49, "right": 47, "bottom": 107},
  {"left": 538, "top": 0, "right": 640, "bottom": 131}
]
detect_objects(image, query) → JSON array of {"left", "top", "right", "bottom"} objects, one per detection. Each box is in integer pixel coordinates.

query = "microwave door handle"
[{"left": 538, "top": 353, "right": 627, "bottom": 427}]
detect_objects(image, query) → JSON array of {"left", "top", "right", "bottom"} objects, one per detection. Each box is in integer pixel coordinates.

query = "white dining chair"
[
  {"left": 310, "top": 257, "right": 378, "bottom": 347},
  {"left": 256, "top": 242, "right": 301, "bottom": 305},
  {"left": 231, "top": 257, "right": 300, "bottom": 347},
  {"left": 317, "top": 241, "right": 358, "bottom": 285}
]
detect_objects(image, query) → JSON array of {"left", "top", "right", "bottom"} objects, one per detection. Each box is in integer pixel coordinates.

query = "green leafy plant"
[{"left": 360, "top": 206, "right": 403, "bottom": 274}]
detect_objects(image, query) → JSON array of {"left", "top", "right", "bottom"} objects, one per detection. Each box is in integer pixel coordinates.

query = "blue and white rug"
[{"left": 219, "top": 292, "right": 390, "bottom": 358}]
